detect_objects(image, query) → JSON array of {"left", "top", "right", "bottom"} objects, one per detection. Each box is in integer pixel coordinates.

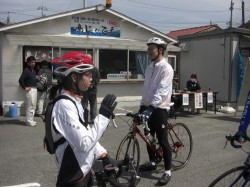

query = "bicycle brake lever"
[
  {"left": 109, "top": 118, "right": 118, "bottom": 128},
  {"left": 144, "top": 120, "right": 150, "bottom": 132},
  {"left": 223, "top": 138, "right": 228, "bottom": 149}
]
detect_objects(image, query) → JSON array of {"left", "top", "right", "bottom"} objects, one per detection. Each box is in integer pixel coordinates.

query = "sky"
[{"left": 0, "top": 0, "right": 249, "bottom": 33}]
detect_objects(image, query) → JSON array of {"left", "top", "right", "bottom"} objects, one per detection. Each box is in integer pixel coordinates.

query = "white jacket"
[
  {"left": 141, "top": 58, "right": 173, "bottom": 109},
  {"left": 52, "top": 90, "right": 109, "bottom": 177}
]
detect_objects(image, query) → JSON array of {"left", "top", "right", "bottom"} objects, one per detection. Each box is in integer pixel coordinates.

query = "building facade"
[{"left": 0, "top": 5, "right": 179, "bottom": 115}]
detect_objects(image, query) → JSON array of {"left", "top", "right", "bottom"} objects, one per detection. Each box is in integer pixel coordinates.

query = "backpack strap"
[
  {"left": 54, "top": 137, "right": 67, "bottom": 151},
  {"left": 55, "top": 95, "right": 88, "bottom": 129},
  {"left": 51, "top": 95, "right": 88, "bottom": 150}
]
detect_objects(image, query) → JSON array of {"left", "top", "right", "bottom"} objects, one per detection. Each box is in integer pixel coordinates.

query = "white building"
[{"left": 0, "top": 4, "right": 179, "bottom": 115}]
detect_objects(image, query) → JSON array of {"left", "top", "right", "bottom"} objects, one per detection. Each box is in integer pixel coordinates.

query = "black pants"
[
  {"left": 147, "top": 108, "right": 172, "bottom": 170},
  {"left": 56, "top": 171, "right": 93, "bottom": 187}
]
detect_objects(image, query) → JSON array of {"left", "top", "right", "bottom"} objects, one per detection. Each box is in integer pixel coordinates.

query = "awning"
[{"left": 6, "top": 34, "right": 180, "bottom": 52}]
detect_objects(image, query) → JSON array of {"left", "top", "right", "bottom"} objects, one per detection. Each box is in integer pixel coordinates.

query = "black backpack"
[
  {"left": 43, "top": 95, "right": 87, "bottom": 154},
  {"left": 37, "top": 73, "right": 48, "bottom": 92}
]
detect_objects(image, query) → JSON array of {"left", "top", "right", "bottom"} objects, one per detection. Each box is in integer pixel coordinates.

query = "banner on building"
[{"left": 71, "top": 15, "right": 120, "bottom": 37}]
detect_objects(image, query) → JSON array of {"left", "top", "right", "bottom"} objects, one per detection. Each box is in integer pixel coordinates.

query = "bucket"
[{"left": 9, "top": 102, "right": 18, "bottom": 118}]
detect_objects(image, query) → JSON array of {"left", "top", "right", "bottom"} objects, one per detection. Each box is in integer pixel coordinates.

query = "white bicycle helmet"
[
  {"left": 147, "top": 37, "right": 167, "bottom": 50},
  {"left": 51, "top": 51, "right": 94, "bottom": 77}
]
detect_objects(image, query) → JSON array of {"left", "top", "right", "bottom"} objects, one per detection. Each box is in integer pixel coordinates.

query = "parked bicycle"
[
  {"left": 111, "top": 109, "right": 193, "bottom": 174},
  {"left": 209, "top": 134, "right": 250, "bottom": 187}
]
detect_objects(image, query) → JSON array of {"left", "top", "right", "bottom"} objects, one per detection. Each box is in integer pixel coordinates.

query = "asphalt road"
[{"left": 0, "top": 106, "right": 249, "bottom": 187}]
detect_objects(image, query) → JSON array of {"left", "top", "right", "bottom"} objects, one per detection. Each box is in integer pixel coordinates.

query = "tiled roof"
[{"left": 167, "top": 24, "right": 221, "bottom": 40}]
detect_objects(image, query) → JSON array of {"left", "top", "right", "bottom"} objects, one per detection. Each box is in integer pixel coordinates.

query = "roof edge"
[
  {"left": 178, "top": 28, "right": 250, "bottom": 40},
  {"left": 0, "top": 4, "right": 177, "bottom": 44}
]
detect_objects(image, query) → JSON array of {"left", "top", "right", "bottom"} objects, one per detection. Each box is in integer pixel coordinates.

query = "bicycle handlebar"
[
  {"left": 225, "top": 134, "right": 250, "bottom": 149},
  {"left": 125, "top": 112, "right": 151, "bottom": 131},
  {"left": 110, "top": 112, "right": 151, "bottom": 131}
]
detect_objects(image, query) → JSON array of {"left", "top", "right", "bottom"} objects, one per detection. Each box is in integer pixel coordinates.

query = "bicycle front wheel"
[
  {"left": 168, "top": 123, "right": 193, "bottom": 170},
  {"left": 209, "top": 166, "right": 250, "bottom": 187},
  {"left": 115, "top": 134, "right": 140, "bottom": 186}
]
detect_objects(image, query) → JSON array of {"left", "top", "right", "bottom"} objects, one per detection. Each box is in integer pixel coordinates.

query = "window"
[
  {"left": 99, "top": 49, "right": 149, "bottom": 80},
  {"left": 168, "top": 55, "right": 176, "bottom": 71},
  {"left": 23, "top": 46, "right": 59, "bottom": 73},
  {"left": 129, "top": 51, "right": 149, "bottom": 79}
]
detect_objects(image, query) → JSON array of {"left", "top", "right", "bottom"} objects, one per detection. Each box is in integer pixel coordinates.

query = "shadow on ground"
[
  {"left": 0, "top": 119, "right": 26, "bottom": 126},
  {"left": 204, "top": 115, "right": 241, "bottom": 123}
]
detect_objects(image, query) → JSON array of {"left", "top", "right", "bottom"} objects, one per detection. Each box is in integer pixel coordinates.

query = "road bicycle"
[
  {"left": 209, "top": 134, "right": 250, "bottom": 187},
  {"left": 111, "top": 109, "right": 193, "bottom": 174},
  {"left": 91, "top": 114, "right": 142, "bottom": 187}
]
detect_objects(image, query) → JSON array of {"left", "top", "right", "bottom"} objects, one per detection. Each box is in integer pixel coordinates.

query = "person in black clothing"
[
  {"left": 36, "top": 60, "right": 53, "bottom": 115},
  {"left": 82, "top": 67, "right": 100, "bottom": 124},
  {"left": 186, "top": 74, "right": 201, "bottom": 113},
  {"left": 186, "top": 74, "right": 201, "bottom": 92},
  {"left": 19, "top": 56, "right": 38, "bottom": 126}
]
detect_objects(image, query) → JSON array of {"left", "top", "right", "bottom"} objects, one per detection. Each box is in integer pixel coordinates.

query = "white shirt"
[
  {"left": 52, "top": 90, "right": 109, "bottom": 176},
  {"left": 141, "top": 58, "right": 173, "bottom": 109}
]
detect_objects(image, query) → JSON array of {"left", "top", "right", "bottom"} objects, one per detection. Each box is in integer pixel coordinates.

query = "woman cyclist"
[{"left": 50, "top": 51, "right": 117, "bottom": 187}]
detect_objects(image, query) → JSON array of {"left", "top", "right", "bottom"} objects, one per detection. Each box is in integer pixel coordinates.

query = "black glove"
[
  {"left": 99, "top": 94, "right": 117, "bottom": 119},
  {"left": 234, "top": 131, "right": 248, "bottom": 143},
  {"left": 142, "top": 105, "right": 155, "bottom": 119},
  {"left": 138, "top": 105, "right": 147, "bottom": 113},
  {"left": 102, "top": 155, "right": 117, "bottom": 168}
]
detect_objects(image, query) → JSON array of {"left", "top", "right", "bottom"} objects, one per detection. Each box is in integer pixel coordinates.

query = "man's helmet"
[
  {"left": 51, "top": 51, "right": 94, "bottom": 77},
  {"left": 147, "top": 37, "right": 167, "bottom": 50}
]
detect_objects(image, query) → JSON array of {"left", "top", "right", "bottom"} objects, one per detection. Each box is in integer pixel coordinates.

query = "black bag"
[
  {"left": 43, "top": 95, "right": 87, "bottom": 154},
  {"left": 37, "top": 73, "right": 48, "bottom": 92}
]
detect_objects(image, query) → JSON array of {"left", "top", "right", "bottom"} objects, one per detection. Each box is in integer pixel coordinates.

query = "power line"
[{"left": 119, "top": 0, "right": 229, "bottom": 12}]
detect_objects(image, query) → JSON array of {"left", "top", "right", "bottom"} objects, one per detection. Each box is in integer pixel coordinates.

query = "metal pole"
[
  {"left": 83, "top": 0, "right": 87, "bottom": 8},
  {"left": 229, "top": 0, "right": 234, "bottom": 28},
  {"left": 242, "top": 0, "right": 245, "bottom": 27}
]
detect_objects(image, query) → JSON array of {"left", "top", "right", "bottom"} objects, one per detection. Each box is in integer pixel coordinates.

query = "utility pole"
[
  {"left": 242, "top": 0, "right": 245, "bottom": 27},
  {"left": 229, "top": 0, "right": 234, "bottom": 28},
  {"left": 37, "top": 6, "right": 48, "bottom": 17},
  {"left": 37, "top": 0, "right": 48, "bottom": 17},
  {"left": 83, "top": 0, "right": 87, "bottom": 8},
  {"left": 6, "top": 12, "right": 10, "bottom": 25}
]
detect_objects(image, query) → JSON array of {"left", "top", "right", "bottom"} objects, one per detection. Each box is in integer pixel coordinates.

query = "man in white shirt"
[{"left": 139, "top": 37, "right": 173, "bottom": 186}]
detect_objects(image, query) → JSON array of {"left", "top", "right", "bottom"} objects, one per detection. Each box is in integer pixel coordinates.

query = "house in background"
[
  {"left": 0, "top": 4, "right": 180, "bottom": 115},
  {"left": 167, "top": 24, "right": 221, "bottom": 40},
  {"left": 178, "top": 27, "right": 250, "bottom": 106},
  {"left": 166, "top": 24, "right": 221, "bottom": 89}
]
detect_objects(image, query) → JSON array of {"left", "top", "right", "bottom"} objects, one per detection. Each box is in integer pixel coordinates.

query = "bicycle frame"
[
  {"left": 116, "top": 111, "right": 193, "bottom": 172},
  {"left": 128, "top": 118, "right": 185, "bottom": 159},
  {"left": 128, "top": 121, "right": 163, "bottom": 158}
]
